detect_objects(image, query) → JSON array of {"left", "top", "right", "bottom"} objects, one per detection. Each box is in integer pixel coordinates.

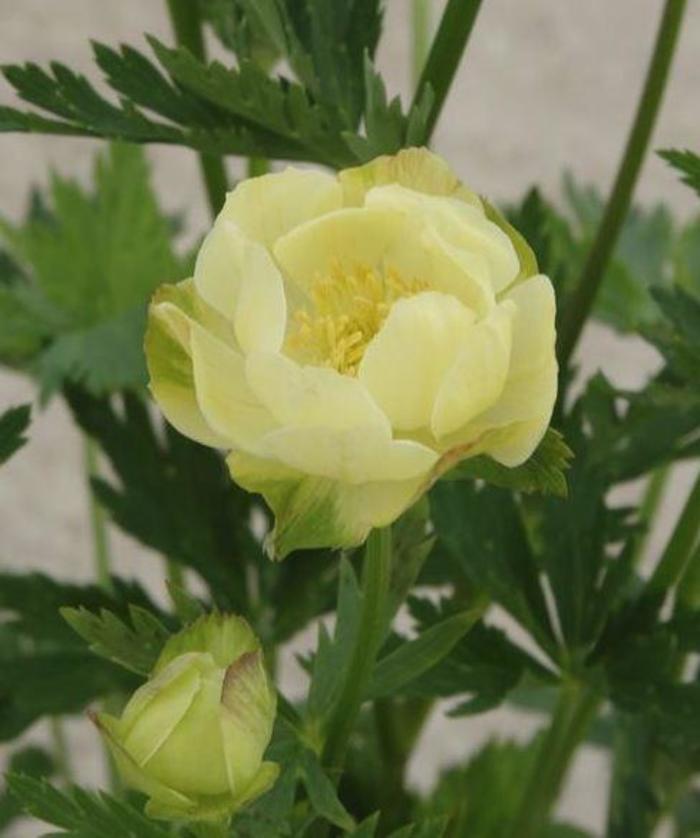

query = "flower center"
[{"left": 286, "top": 261, "right": 426, "bottom": 375}]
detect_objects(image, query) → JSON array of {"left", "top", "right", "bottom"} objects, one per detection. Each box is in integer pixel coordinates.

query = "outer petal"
[
  {"left": 245, "top": 351, "right": 389, "bottom": 432},
  {"left": 227, "top": 451, "right": 429, "bottom": 558},
  {"left": 358, "top": 291, "right": 477, "bottom": 432},
  {"left": 431, "top": 301, "right": 514, "bottom": 438},
  {"left": 483, "top": 413, "right": 553, "bottom": 467},
  {"left": 193, "top": 220, "right": 286, "bottom": 353},
  {"left": 145, "top": 280, "right": 235, "bottom": 448},
  {"left": 189, "top": 325, "right": 277, "bottom": 450},
  {"left": 220, "top": 650, "right": 276, "bottom": 794},
  {"left": 339, "top": 146, "right": 481, "bottom": 208},
  {"left": 256, "top": 424, "right": 437, "bottom": 484},
  {"left": 220, "top": 167, "right": 342, "bottom": 250},
  {"left": 365, "top": 185, "right": 519, "bottom": 293}
]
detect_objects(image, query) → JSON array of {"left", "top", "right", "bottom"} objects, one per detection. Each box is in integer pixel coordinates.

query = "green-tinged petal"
[
  {"left": 189, "top": 324, "right": 277, "bottom": 449},
  {"left": 154, "top": 613, "right": 259, "bottom": 674},
  {"left": 144, "top": 662, "right": 230, "bottom": 796},
  {"left": 233, "top": 762, "right": 280, "bottom": 809},
  {"left": 220, "top": 650, "right": 276, "bottom": 794},
  {"left": 193, "top": 220, "right": 286, "bottom": 352},
  {"left": 358, "top": 291, "right": 477, "bottom": 432},
  {"left": 221, "top": 167, "right": 342, "bottom": 250},
  {"left": 431, "top": 301, "right": 514, "bottom": 438},
  {"left": 245, "top": 351, "right": 389, "bottom": 432},
  {"left": 227, "top": 451, "right": 428, "bottom": 558},
  {"left": 339, "top": 146, "right": 481, "bottom": 208},
  {"left": 256, "top": 424, "right": 437, "bottom": 484},
  {"left": 483, "top": 198, "right": 539, "bottom": 286},
  {"left": 366, "top": 185, "right": 519, "bottom": 293},
  {"left": 94, "top": 713, "right": 196, "bottom": 815},
  {"left": 146, "top": 281, "right": 234, "bottom": 448},
  {"left": 120, "top": 653, "right": 203, "bottom": 765}
]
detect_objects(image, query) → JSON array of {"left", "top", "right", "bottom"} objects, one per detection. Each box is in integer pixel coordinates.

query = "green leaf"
[
  {"left": 0, "top": 572, "right": 160, "bottom": 739},
  {"left": 368, "top": 606, "right": 482, "bottom": 700},
  {"left": 61, "top": 604, "right": 170, "bottom": 676},
  {"left": 0, "top": 403, "right": 30, "bottom": 465},
  {"left": 659, "top": 147, "right": 700, "bottom": 199},
  {"left": 346, "top": 813, "right": 380, "bottom": 836},
  {"left": 445, "top": 428, "right": 573, "bottom": 498},
  {"left": 387, "top": 818, "right": 449, "bottom": 838},
  {"left": 0, "top": 746, "right": 54, "bottom": 830},
  {"left": 430, "top": 481, "right": 556, "bottom": 653},
  {"left": 7, "top": 774, "right": 172, "bottom": 837},
  {"left": 298, "top": 748, "right": 355, "bottom": 831},
  {"left": 0, "top": 143, "right": 185, "bottom": 396},
  {"left": 307, "top": 558, "right": 363, "bottom": 721}
]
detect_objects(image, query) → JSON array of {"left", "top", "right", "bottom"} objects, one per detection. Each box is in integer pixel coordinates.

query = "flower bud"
[{"left": 94, "top": 614, "right": 277, "bottom": 822}]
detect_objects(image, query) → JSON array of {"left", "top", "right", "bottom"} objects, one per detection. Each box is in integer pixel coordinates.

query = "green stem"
[
  {"left": 411, "top": 0, "right": 431, "bottom": 89},
  {"left": 49, "top": 717, "right": 73, "bottom": 784},
  {"left": 557, "top": 0, "right": 687, "bottom": 371},
  {"left": 192, "top": 821, "right": 229, "bottom": 838},
  {"left": 509, "top": 680, "right": 601, "bottom": 838},
  {"left": 646, "top": 470, "right": 700, "bottom": 598},
  {"left": 412, "top": 0, "right": 484, "bottom": 142},
  {"left": 322, "top": 528, "right": 393, "bottom": 770},
  {"left": 83, "top": 436, "right": 112, "bottom": 592},
  {"left": 166, "top": 0, "right": 228, "bottom": 217},
  {"left": 630, "top": 465, "right": 671, "bottom": 568},
  {"left": 247, "top": 157, "right": 269, "bottom": 178}
]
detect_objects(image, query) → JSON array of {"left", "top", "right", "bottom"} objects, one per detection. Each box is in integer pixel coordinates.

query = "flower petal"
[
  {"left": 245, "top": 351, "right": 389, "bottom": 432},
  {"left": 221, "top": 167, "right": 342, "bottom": 249},
  {"left": 256, "top": 424, "right": 437, "bottom": 484},
  {"left": 146, "top": 281, "right": 233, "bottom": 448},
  {"left": 339, "top": 146, "right": 481, "bottom": 207},
  {"left": 431, "top": 301, "right": 514, "bottom": 438},
  {"left": 483, "top": 412, "right": 553, "bottom": 467},
  {"left": 189, "top": 326, "right": 277, "bottom": 450},
  {"left": 365, "top": 184, "right": 519, "bottom": 293},
  {"left": 227, "top": 451, "right": 429, "bottom": 558},
  {"left": 193, "top": 220, "right": 286, "bottom": 352},
  {"left": 358, "top": 291, "right": 477, "bottom": 432}
]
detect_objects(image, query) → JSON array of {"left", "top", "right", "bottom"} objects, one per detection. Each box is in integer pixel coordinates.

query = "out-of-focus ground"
[{"left": 1, "top": 2, "right": 699, "bottom": 835}]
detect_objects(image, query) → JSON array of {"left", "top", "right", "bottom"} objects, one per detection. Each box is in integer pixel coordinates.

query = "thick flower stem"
[
  {"left": 630, "top": 465, "right": 671, "bottom": 567},
  {"left": 49, "top": 716, "right": 73, "bottom": 783},
  {"left": 557, "top": 0, "right": 687, "bottom": 372},
  {"left": 509, "top": 680, "right": 601, "bottom": 838},
  {"left": 412, "top": 0, "right": 484, "bottom": 142},
  {"left": 322, "top": 527, "right": 393, "bottom": 771},
  {"left": 411, "top": 0, "right": 431, "bottom": 88},
  {"left": 646, "top": 470, "right": 700, "bottom": 600},
  {"left": 165, "top": 0, "right": 228, "bottom": 217}
]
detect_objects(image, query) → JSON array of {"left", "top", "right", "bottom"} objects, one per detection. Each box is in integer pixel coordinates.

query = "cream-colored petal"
[
  {"left": 220, "top": 167, "right": 342, "bottom": 250},
  {"left": 273, "top": 207, "right": 409, "bottom": 297},
  {"left": 365, "top": 184, "right": 519, "bottom": 293},
  {"left": 358, "top": 291, "right": 477, "bottom": 432},
  {"left": 431, "top": 301, "right": 514, "bottom": 438},
  {"left": 146, "top": 285, "right": 233, "bottom": 449},
  {"left": 483, "top": 412, "right": 552, "bottom": 467},
  {"left": 190, "top": 325, "right": 277, "bottom": 450},
  {"left": 257, "top": 424, "right": 437, "bottom": 484},
  {"left": 339, "top": 146, "right": 481, "bottom": 208},
  {"left": 245, "top": 351, "right": 389, "bottom": 432},
  {"left": 193, "top": 220, "right": 286, "bottom": 352},
  {"left": 227, "top": 450, "right": 430, "bottom": 558}
]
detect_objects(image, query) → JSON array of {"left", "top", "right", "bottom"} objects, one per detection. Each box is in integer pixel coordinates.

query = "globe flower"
[
  {"left": 94, "top": 614, "right": 277, "bottom": 823},
  {"left": 146, "top": 148, "right": 557, "bottom": 558}
]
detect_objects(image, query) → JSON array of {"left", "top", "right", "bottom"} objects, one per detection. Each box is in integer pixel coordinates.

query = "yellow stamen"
[{"left": 286, "top": 261, "right": 426, "bottom": 375}]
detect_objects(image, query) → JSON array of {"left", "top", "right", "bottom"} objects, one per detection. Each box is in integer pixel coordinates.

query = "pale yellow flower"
[{"left": 146, "top": 148, "right": 557, "bottom": 557}]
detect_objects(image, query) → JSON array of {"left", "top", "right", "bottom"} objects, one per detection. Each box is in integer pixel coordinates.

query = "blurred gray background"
[{"left": 1, "top": 2, "right": 699, "bottom": 835}]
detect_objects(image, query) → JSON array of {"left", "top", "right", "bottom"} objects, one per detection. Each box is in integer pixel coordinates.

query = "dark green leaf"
[
  {"left": 7, "top": 774, "right": 171, "bottom": 837},
  {"left": 0, "top": 746, "right": 54, "bottom": 830},
  {"left": 0, "top": 403, "right": 30, "bottom": 465},
  {"left": 659, "top": 147, "right": 700, "bottom": 199},
  {"left": 299, "top": 748, "right": 355, "bottom": 831}
]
